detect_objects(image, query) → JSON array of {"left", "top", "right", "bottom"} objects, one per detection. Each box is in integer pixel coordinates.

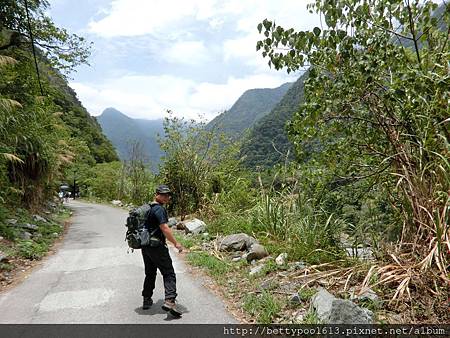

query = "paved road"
[{"left": 0, "top": 200, "right": 237, "bottom": 323}]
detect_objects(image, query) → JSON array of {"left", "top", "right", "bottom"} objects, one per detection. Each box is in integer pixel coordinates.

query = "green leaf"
[{"left": 313, "top": 27, "right": 321, "bottom": 36}]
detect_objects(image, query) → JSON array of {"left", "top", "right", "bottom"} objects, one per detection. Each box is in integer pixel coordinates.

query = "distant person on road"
[
  {"left": 141, "top": 184, "right": 183, "bottom": 316},
  {"left": 64, "top": 192, "right": 69, "bottom": 203},
  {"left": 58, "top": 191, "right": 64, "bottom": 203}
]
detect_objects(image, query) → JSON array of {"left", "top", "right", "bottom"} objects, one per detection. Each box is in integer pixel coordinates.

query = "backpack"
[{"left": 125, "top": 202, "right": 160, "bottom": 250}]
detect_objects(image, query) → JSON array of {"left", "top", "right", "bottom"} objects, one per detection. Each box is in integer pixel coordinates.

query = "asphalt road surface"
[{"left": 0, "top": 200, "right": 237, "bottom": 323}]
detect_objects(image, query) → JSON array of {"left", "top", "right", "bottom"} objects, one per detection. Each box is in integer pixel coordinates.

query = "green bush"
[{"left": 16, "top": 240, "right": 48, "bottom": 260}]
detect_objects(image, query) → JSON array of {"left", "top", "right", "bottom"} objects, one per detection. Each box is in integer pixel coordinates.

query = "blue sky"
[{"left": 48, "top": 0, "right": 321, "bottom": 120}]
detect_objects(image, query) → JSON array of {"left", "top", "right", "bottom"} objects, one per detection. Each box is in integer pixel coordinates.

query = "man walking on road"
[{"left": 141, "top": 184, "right": 183, "bottom": 316}]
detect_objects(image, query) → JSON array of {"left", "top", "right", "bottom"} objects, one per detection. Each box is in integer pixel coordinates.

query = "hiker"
[{"left": 141, "top": 184, "right": 183, "bottom": 316}]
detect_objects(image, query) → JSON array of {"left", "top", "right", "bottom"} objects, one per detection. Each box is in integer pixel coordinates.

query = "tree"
[
  {"left": 159, "top": 113, "right": 241, "bottom": 219},
  {"left": 257, "top": 0, "right": 449, "bottom": 299},
  {"left": 0, "top": 0, "right": 91, "bottom": 73}
]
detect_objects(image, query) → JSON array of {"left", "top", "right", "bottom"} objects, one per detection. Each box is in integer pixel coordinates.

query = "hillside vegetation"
[{"left": 206, "top": 82, "right": 292, "bottom": 139}]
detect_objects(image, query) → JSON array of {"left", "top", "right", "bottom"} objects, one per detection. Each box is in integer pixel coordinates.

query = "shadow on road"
[{"left": 134, "top": 299, "right": 189, "bottom": 321}]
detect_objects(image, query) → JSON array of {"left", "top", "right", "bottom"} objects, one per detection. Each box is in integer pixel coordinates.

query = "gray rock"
[
  {"left": 345, "top": 247, "right": 374, "bottom": 260},
  {"left": 167, "top": 217, "right": 177, "bottom": 227},
  {"left": 111, "top": 200, "right": 123, "bottom": 207},
  {"left": 312, "top": 288, "right": 373, "bottom": 324},
  {"left": 249, "top": 264, "right": 265, "bottom": 276},
  {"left": 328, "top": 299, "right": 373, "bottom": 324},
  {"left": 20, "top": 223, "right": 39, "bottom": 231},
  {"left": 0, "top": 236, "right": 3, "bottom": 241},
  {"left": 289, "top": 292, "right": 301, "bottom": 304},
  {"left": 218, "top": 233, "right": 258, "bottom": 251},
  {"left": 259, "top": 279, "right": 273, "bottom": 290},
  {"left": 289, "top": 261, "right": 307, "bottom": 270},
  {"left": 0, "top": 252, "right": 7, "bottom": 262},
  {"left": 275, "top": 252, "right": 288, "bottom": 265},
  {"left": 246, "top": 244, "right": 269, "bottom": 262},
  {"left": 231, "top": 257, "right": 242, "bottom": 262},
  {"left": 20, "top": 232, "right": 32, "bottom": 240},
  {"left": 6, "top": 219, "right": 18, "bottom": 225},
  {"left": 350, "top": 287, "right": 380, "bottom": 303},
  {"left": 47, "top": 202, "right": 57, "bottom": 209},
  {"left": 311, "top": 288, "right": 337, "bottom": 322},
  {"left": 184, "top": 218, "right": 206, "bottom": 234},
  {"left": 32, "top": 214, "right": 47, "bottom": 223}
]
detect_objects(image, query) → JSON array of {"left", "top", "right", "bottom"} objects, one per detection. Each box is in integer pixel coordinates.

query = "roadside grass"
[
  {"left": 298, "top": 287, "right": 317, "bottom": 302},
  {"left": 186, "top": 251, "right": 231, "bottom": 279},
  {"left": 302, "top": 309, "right": 320, "bottom": 324},
  {"left": 173, "top": 232, "right": 201, "bottom": 249},
  {"left": 243, "top": 290, "right": 283, "bottom": 323},
  {"left": 0, "top": 205, "right": 70, "bottom": 267}
]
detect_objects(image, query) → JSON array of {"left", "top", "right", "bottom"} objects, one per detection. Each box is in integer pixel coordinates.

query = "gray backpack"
[{"left": 125, "top": 203, "right": 160, "bottom": 249}]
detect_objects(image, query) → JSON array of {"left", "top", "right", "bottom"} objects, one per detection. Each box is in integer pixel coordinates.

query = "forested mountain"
[
  {"left": 206, "top": 82, "right": 292, "bottom": 138},
  {"left": 96, "top": 108, "right": 164, "bottom": 170},
  {"left": 46, "top": 71, "right": 118, "bottom": 164},
  {"left": 240, "top": 72, "right": 307, "bottom": 169}
]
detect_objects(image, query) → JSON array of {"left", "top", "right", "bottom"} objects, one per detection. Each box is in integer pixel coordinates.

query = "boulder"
[
  {"left": 311, "top": 288, "right": 373, "bottom": 324},
  {"left": 184, "top": 218, "right": 206, "bottom": 234},
  {"left": 20, "top": 232, "right": 32, "bottom": 240},
  {"left": 32, "top": 215, "right": 47, "bottom": 223},
  {"left": 218, "top": 233, "right": 258, "bottom": 251},
  {"left": 6, "top": 219, "right": 17, "bottom": 226},
  {"left": 111, "top": 200, "right": 123, "bottom": 207},
  {"left": 246, "top": 244, "right": 269, "bottom": 262},
  {"left": 275, "top": 252, "right": 288, "bottom": 266},
  {"left": 328, "top": 299, "right": 373, "bottom": 324},
  {"left": 249, "top": 264, "right": 265, "bottom": 276},
  {"left": 167, "top": 217, "right": 177, "bottom": 227},
  {"left": 20, "top": 223, "right": 39, "bottom": 231}
]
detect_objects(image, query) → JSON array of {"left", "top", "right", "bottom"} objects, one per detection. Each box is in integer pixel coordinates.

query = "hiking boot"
[
  {"left": 162, "top": 299, "right": 182, "bottom": 317},
  {"left": 142, "top": 297, "right": 153, "bottom": 310}
]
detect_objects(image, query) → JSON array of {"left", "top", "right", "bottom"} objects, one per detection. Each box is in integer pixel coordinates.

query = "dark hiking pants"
[{"left": 141, "top": 244, "right": 177, "bottom": 300}]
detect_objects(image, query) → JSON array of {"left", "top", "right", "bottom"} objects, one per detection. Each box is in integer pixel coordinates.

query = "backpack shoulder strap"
[{"left": 145, "top": 203, "right": 160, "bottom": 235}]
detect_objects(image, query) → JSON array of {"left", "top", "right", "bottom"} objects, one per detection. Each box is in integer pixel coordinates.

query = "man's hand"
[{"left": 175, "top": 243, "right": 183, "bottom": 253}]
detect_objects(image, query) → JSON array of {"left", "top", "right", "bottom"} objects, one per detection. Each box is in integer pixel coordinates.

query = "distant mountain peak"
[
  {"left": 100, "top": 107, "right": 131, "bottom": 119},
  {"left": 206, "top": 82, "right": 293, "bottom": 138}
]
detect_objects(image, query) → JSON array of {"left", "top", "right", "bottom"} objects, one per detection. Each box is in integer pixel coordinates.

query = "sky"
[{"left": 48, "top": 0, "right": 321, "bottom": 121}]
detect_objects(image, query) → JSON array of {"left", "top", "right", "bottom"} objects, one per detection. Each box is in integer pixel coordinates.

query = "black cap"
[{"left": 156, "top": 184, "right": 171, "bottom": 194}]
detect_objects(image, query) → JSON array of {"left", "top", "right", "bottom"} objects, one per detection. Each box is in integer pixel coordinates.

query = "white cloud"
[
  {"left": 88, "top": 0, "right": 221, "bottom": 37},
  {"left": 88, "top": 0, "right": 319, "bottom": 37},
  {"left": 70, "top": 72, "right": 292, "bottom": 122},
  {"left": 162, "top": 40, "right": 211, "bottom": 65}
]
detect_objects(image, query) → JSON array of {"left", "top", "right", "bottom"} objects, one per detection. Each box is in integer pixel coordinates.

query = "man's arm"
[{"left": 159, "top": 223, "right": 183, "bottom": 252}]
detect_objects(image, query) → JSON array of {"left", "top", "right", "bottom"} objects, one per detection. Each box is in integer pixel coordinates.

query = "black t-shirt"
[{"left": 145, "top": 203, "right": 168, "bottom": 242}]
